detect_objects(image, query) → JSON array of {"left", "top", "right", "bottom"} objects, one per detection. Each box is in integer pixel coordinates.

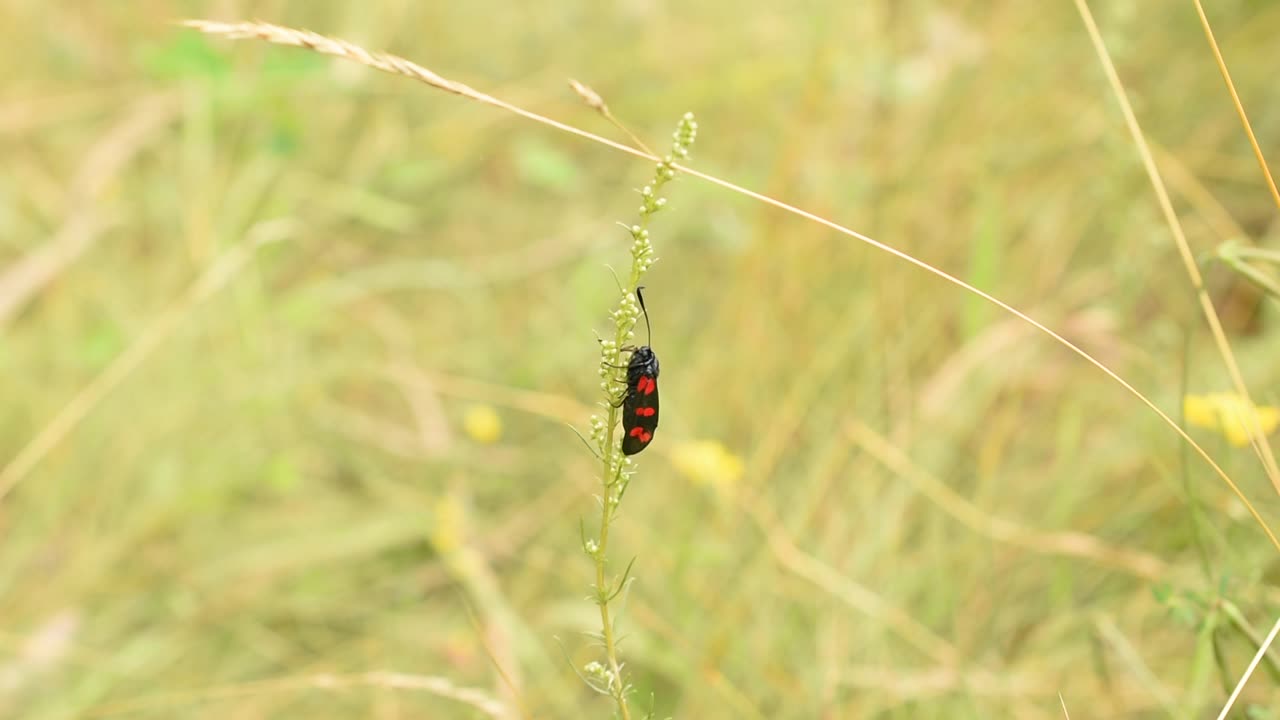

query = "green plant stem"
[
  {"left": 595, "top": 404, "right": 630, "bottom": 719},
  {"left": 594, "top": 250, "right": 647, "bottom": 720},
  {"left": 1215, "top": 243, "right": 1280, "bottom": 300},
  {"left": 1219, "top": 599, "right": 1280, "bottom": 680},
  {"left": 588, "top": 112, "right": 693, "bottom": 719}
]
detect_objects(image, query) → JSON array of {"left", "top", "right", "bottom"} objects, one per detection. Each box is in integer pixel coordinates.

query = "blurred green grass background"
[{"left": 6, "top": 1, "right": 1280, "bottom": 717}]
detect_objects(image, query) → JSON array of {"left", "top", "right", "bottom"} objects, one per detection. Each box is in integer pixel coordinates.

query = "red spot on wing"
[
  {"left": 636, "top": 376, "right": 656, "bottom": 395},
  {"left": 626, "top": 427, "right": 653, "bottom": 443},
  {"left": 635, "top": 407, "right": 656, "bottom": 417}
]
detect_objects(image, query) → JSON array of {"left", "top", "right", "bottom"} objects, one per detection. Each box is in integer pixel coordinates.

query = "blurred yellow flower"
[
  {"left": 462, "top": 404, "right": 502, "bottom": 444},
  {"left": 670, "top": 440, "right": 744, "bottom": 495},
  {"left": 1184, "top": 393, "right": 1280, "bottom": 447}
]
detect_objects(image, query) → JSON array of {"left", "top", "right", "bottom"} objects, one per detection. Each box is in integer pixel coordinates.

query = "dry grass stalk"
[
  {"left": 0, "top": 94, "right": 178, "bottom": 326},
  {"left": 92, "top": 670, "right": 507, "bottom": 718},
  {"left": 847, "top": 421, "right": 1169, "bottom": 580},
  {"left": 181, "top": 20, "right": 486, "bottom": 102},
  {"left": 180, "top": 20, "right": 657, "bottom": 162}
]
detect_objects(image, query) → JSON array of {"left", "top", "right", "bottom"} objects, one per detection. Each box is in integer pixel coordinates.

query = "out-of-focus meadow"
[{"left": 7, "top": 1, "right": 1280, "bottom": 717}]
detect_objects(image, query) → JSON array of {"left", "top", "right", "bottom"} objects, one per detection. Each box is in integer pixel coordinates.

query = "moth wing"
[{"left": 621, "top": 376, "right": 659, "bottom": 455}]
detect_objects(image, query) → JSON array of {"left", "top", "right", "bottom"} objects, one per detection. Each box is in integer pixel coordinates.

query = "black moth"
[{"left": 620, "top": 287, "right": 659, "bottom": 455}]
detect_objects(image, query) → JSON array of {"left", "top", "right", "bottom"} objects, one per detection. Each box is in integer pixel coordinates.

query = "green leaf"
[
  {"left": 1247, "top": 704, "right": 1277, "bottom": 719},
  {"left": 136, "top": 32, "right": 230, "bottom": 81},
  {"left": 1171, "top": 603, "right": 1199, "bottom": 628},
  {"left": 80, "top": 320, "right": 123, "bottom": 370},
  {"left": 260, "top": 46, "right": 326, "bottom": 78},
  {"left": 513, "top": 138, "right": 580, "bottom": 193},
  {"left": 268, "top": 118, "right": 301, "bottom": 156},
  {"left": 265, "top": 454, "right": 302, "bottom": 493},
  {"left": 1152, "top": 582, "right": 1172, "bottom": 604}
]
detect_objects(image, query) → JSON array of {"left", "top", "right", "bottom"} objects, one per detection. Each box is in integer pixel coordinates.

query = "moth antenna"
[{"left": 636, "top": 286, "right": 652, "bottom": 345}]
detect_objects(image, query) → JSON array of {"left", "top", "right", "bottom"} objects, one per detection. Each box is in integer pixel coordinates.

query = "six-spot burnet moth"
[{"left": 620, "top": 287, "right": 659, "bottom": 455}]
